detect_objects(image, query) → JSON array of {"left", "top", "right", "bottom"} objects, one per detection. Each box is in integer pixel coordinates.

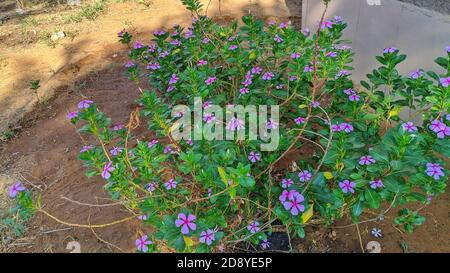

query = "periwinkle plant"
[{"left": 66, "top": 0, "right": 448, "bottom": 252}]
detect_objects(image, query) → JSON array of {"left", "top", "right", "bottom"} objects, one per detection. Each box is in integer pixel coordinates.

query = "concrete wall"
[{"left": 302, "top": 0, "right": 450, "bottom": 81}]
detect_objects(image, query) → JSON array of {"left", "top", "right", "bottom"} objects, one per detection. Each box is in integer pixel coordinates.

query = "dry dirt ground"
[{"left": 0, "top": 0, "right": 449, "bottom": 253}]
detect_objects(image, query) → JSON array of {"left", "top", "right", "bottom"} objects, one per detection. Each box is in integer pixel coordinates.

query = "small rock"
[
  {"left": 67, "top": 0, "right": 81, "bottom": 6},
  {"left": 51, "top": 31, "right": 66, "bottom": 42},
  {"left": 15, "top": 8, "right": 27, "bottom": 15}
]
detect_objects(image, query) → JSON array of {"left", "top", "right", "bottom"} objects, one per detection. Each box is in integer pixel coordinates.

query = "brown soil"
[{"left": 0, "top": 0, "right": 448, "bottom": 253}]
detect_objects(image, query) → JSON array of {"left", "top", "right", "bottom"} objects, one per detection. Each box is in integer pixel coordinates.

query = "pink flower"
[
  {"left": 281, "top": 178, "right": 293, "bottom": 188},
  {"left": 133, "top": 41, "right": 143, "bottom": 49},
  {"left": 80, "top": 145, "right": 93, "bottom": 153},
  {"left": 148, "top": 139, "right": 158, "bottom": 148},
  {"left": 291, "top": 52, "right": 301, "bottom": 59},
  {"left": 298, "top": 170, "right": 312, "bottom": 182},
  {"left": 110, "top": 147, "right": 123, "bottom": 156},
  {"left": 239, "top": 87, "right": 249, "bottom": 95},
  {"left": 283, "top": 193, "right": 305, "bottom": 215},
  {"left": 66, "top": 111, "right": 78, "bottom": 120},
  {"left": 251, "top": 66, "right": 262, "bottom": 74},
  {"left": 226, "top": 117, "right": 245, "bottom": 131},
  {"left": 78, "top": 100, "right": 93, "bottom": 109},
  {"left": 113, "top": 124, "right": 124, "bottom": 131},
  {"left": 266, "top": 118, "right": 278, "bottom": 129},
  {"left": 164, "top": 178, "right": 177, "bottom": 190},
  {"left": 247, "top": 221, "right": 260, "bottom": 234},
  {"left": 199, "top": 229, "right": 216, "bottom": 245},
  {"left": 136, "top": 235, "right": 152, "bottom": 252},
  {"left": 274, "top": 35, "right": 283, "bottom": 43},
  {"left": 295, "top": 117, "right": 305, "bottom": 125},
  {"left": 146, "top": 62, "right": 160, "bottom": 70},
  {"left": 8, "top": 182, "right": 25, "bottom": 198},
  {"left": 175, "top": 213, "right": 196, "bottom": 234},
  {"left": 262, "top": 72, "right": 274, "bottom": 81},
  {"left": 279, "top": 189, "right": 300, "bottom": 202},
  {"left": 321, "top": 20, "right": 334, "bottom": 29},
  {"left": 197, "top": 60, "right": 207, "bottom": 66},
  {"left": 339, "top": 180, "right": 356, "bottom": 194},
  {"left": 248, "top": 151, "right": 261, "bottom": 163},
  {"left": 205, "top": 76, "right": 217, "bottom": 85},
  {"left": 101, "top": 162, "right": 115, "bottom": 179},
  {"left": 370, "top": 179, "right": 384, "bottom": 189},
  {"left": 229, "top": 45, "right": 238, "bottom": 50},
  {"left": 169, "top": 74, "right": 179, "bottom": 85},
  {"left": 359, "top": 155, "right": 376, "bottom": 165},
  {"left": 203, "top": 113, "right": 215, "bottom": 123}
]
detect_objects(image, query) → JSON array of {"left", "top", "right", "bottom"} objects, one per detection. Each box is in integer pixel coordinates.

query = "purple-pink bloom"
[
  {"left": 336, "top": 70, "right": 350, "bottom": 78},
  {"left": 348, "top": 93, "right": 360, "bottom": 102},
  {"left": 146, "top": 62, "right": 160, "bottom": 70},
  {"left": 302, "top": 28, "right": 310, "bottom": 36},
  {"left": 440, "top": 77, "right": 450, "bottom": 87},
  {"left": 339, "top": 123, "right": 354, "bottom": 133},
  {"left": 266, "top": 118, "right": 278, "bottom": 129},
  {"left": 203, "top": 100, "right": 212, "bottom": 109},
  {"left": 247, "top": 221, "right": 260, "bottom": 234},
  {"left": 298, "top": 170, "right": 312, "bottom": 182},
  {"left": 146, "top": 182, "right": 157, "bottom": 192},
  {"left": 311, "top": 101, "right": 320, "bottom": 108},
  {"left": 437, "top": 125, "right": 450, "bottom": 139},
  {"left": 260, "top": 239, "right": 271, "bottom": 250},
  {"left": 199, "top": 229, "right": 216, "bottom": 245},
  {"left": 248, "top": 151, "right": 261, "bottom": 163},
  {"left": 334, "top": 16, "right": 343, "bottom": 23},
  {"left": 80, "top": 145, "right": 93, "bottom": 153},
  {"left": 279, "top": 189, "right": 300, "bottom": 202},
  {"left": 446, "top": 46, "right": 450, "bottom": 53},
  {"left": 8, "top": 182, "right": 25, "bottom": 198},
  {"left": 226, "top": 117, "right": 245, "bottom": 131},
  {"left": 133, "top": 41, "right": 143, "bottom": 49},
  {"left": 124, "top": 61, "right": 135, "bottom": 68},
  {"left": 321, "top": 20, "right": 334, "bottom": 29},
  {"left": 175, "top": 213, "right": 196, "bottom": 234},
  {"left": 409, "top": 69, "right": 423, "bottom": 79},
  {"left": 339, "top": 180, "right": 356, "bottom": 194},
  {"left": 170, "top": 39, "right": 181, "bottom": 46},
  {"left": 370, "top": 179, "right": 384, "bottom": 189},
  {"left": 239, "top": 87, "right": 249, "bottom": 95},
  {"left": 163, "top": 145, "right": 173, "bottom": 154},
  {"left": 262, "top": 72, "right": 274, "bottom": 80},
  {"left": 402, "top": 122, "right": 417, "bottom": 133},
  {"left": 169, "top": 74, "right": 179, "bottom": 85},
  {"left": 101, "top": 162, "right": 115, "bottom": 179},
  {"left": 159, "top": 50, "right": 170, "bottom": 58},
  {"left": 289, "top": 75, "right": 298, "bottom": 81},
  {"left": 138, "top": 214, "right": 148, "bottom": 221},
  {"left": 164, "top": 178, "right": 177, "bottom": 190},
  {"left": 281, "top": 178, "right": 294, "bottom": 188},
  {"left": 383, "top": 47, "right": 397, "bottom": 54},
  {"left": 229, "top": 45, "right": 238, "bottom": 50},
  {"left": 279, "top": 22, "right": 288, "bottom": 29},
  {"left": 113, "top": 124, "right": 124, "bottom": 131},
  {"left": 67, "top": 111, "right": 78, "bottom": 120},
  {"left": 203, "top": 113, "right": 215, "bottom": 123},
  {"left": 78, "top": 100, "right": 93, "bottom": 109},
  {"left": 304, "top": 65, "right": 313, "bottom": 72},
  {"left": 344, "top": 88, "right": 356, "bottom": 95},
  {"left": 325, "top": 52, "right": 337, "bottom": 58},
  {"left": 359, "top": 155, "right": 376, "bottom": 165},
  {"left": 110, "top": 147, "right": 123, "bottom": 156},
  {"left": 148, "top": 139, "right": 158, "bottom": 148},
  {"left": 274, "top": 35, "right": 283, "bottom": 43},
  {"left": 426, "top": 163, "right": 444, "bottom": 180},
  {"left": 202, "top": 37, "right": 210, "bottom": 44},
  {"left": 205, "top": 76, "right": 217, "bottom": 85},
  {"left": 295, "top": 117, "right": 305, "bottom": 125},
  {"left": 291, "top": 53, "right": 301, "bottom": 59},
  {"left": 251, "top": 66, "right": 262, "bottom": 74},
  {"left": 153, "top": 30, "right": 166, "bottom": 36},
  {"left": 136, "top": 235, "right": 152, "bottom": 252},
  {"left": 283, "top": 193, "right": 305, "bottom": 215},
  {"left": 197, "top": 60, "right": 207, "bottom": 66}
]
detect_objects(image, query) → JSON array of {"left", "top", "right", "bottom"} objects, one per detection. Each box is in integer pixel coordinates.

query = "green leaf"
[{"left": 365, "top": 189, "right": 381, "bottom": 209}]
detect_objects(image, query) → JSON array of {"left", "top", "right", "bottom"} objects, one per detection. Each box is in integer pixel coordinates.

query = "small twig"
[
  {"left": 42, "top": 227, "right": 74, "bottom": 235},
  {"left": 60, "top": 196, "right": 123, "bottom": 207},
  {"left": 356, "top": 223, "right": 365, "bottom": 253}
]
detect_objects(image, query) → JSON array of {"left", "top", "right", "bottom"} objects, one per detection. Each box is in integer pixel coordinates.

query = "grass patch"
[{"left": 66, "top": 0, "right": 108, "bottom": 23}]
